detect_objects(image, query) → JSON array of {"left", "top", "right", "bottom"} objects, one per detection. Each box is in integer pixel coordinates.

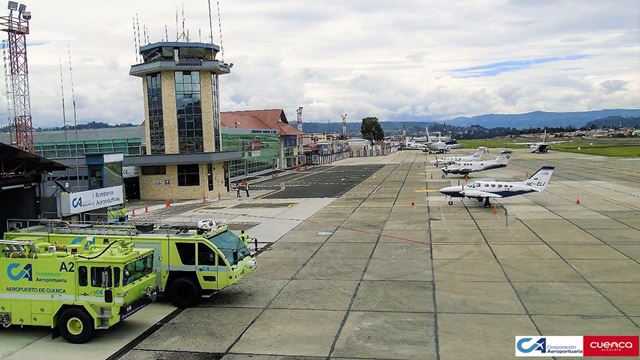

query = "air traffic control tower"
[{"left": 128, "top": 42, "right": 240, "bottom": 200}]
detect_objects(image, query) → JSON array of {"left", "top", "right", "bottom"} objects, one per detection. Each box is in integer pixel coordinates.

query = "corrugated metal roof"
[{"left": 221, "top": 109, "right": 303, "bottom": 136}]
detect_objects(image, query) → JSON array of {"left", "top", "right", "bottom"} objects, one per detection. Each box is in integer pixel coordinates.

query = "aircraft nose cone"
[{"left": 439, "top": 185, "right": 460, "bottom": 195}]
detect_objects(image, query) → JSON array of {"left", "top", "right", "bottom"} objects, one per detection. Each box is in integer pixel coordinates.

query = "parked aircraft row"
[{"left": 440, "top": 150, "right": 512, "bottom": 177}]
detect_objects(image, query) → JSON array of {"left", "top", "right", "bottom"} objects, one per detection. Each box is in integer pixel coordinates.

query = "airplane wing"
[
  {"left": 512, "top": 142, "right": 536, "bottom": 145},
  {"left": 546, "top": 141, "right": 568, "bottom": 144},
  {"left": 460, "top": 190, "right": 503, "bottom": 198}
]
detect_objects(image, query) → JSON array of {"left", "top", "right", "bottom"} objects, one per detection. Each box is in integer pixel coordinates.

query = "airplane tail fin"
[
  {"left": 496, "top": 150, "right": 512, "bottom": 164},
  {"left": 473, "top": 147, "right": 487, "bottom": 158},
  {"left": 525, "top": 166, "right": 555, "bottom": 191},
  {"left": 425, "top": 127, "right": 430, "bottom": 143}
]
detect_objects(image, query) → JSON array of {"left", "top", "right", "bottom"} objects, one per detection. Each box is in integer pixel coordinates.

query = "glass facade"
[
  {"left": 146, "top": 73, "right": 164, "bottom": 154},
  {"left": 34, "top": 138, "right": 143, "bottom": 159},
  {"left": 222, "top": 132, "right": 280, "bottom": 179},
  {"left": 175, "top": 71, "right": 203, "bottom": 153}
]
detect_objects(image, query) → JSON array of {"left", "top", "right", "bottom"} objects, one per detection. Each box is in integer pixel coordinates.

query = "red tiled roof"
[{"left": 221, "top": 109, "right": 303, "bottom": 136}]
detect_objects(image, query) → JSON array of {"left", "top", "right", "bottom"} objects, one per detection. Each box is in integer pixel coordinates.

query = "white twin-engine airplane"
[
  {"left": 440, "top": 150, "right": 512, "bottom": 178},
  {"left": 439, "top": 166, "right": 555, "bottom": 207},
  {"left": 515, "top": 129, "right": 567, "bottom": 153},
  {"left": 431, "top": 147, "right": 487, "bottom": 167}
]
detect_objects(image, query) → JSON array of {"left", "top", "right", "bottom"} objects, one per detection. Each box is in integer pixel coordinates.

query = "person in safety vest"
[{"left": 239, "top": 230, "right": 250, "bottom": 246}]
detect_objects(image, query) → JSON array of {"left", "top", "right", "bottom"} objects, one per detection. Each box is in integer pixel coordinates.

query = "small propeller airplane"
[
  {"left": 439, "top": 166, "right": 555, "bottom": 208},
  {"left": 514, "top": 129, "right": 567, "bottom": 153},
  {"left": 431, "top": 147, "right": 487, "bottom": 167},
  {"left": 440, "top": 150, "right": 512, "bottom": 178}
]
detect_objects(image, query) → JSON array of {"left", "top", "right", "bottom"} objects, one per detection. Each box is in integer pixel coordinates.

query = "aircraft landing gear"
[
  {"left": 441, "top": 173, "right": 446, "bottom": 179},
  {"left": 448, "top": 200, "right": 453, "bottom": 205},
  {"left": 483, "top": 198, "right": 491, "bottom": 208}
]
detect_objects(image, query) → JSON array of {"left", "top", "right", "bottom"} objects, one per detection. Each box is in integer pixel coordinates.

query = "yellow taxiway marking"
[{"left": 414, "top": 189, "right": 440, "bottom": 193}]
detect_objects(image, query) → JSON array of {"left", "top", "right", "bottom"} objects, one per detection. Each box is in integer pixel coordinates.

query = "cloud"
[
  {"left": 450, "top": 55, "right": 591, "bottom": 78},
  {"left": 600, "top": 79, "right": 628, "bottom": 94},
  {"left": 0, "top": 0, "right": 637, "bottom": 128}
]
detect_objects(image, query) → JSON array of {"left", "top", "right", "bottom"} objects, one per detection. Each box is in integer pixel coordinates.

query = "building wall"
[
  {"left": 160, "top": 71, "right": 179, "bottom": 154},
  {"left": 139, "top": 162, "right": 226, "bottom": 201},
  {"left": 200, "top": 71, "right": 215, "bottom": 153}
]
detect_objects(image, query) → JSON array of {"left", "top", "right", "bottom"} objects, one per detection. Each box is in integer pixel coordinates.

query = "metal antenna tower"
[
  {"left": 0, "top": 2, "right": 33, "bottom": 152},
  {"left": 2, "top": 39, "right": 14, "bottom": 145},
  {"left": 340, "top": 113, "right": 347, "bottom": 136}
]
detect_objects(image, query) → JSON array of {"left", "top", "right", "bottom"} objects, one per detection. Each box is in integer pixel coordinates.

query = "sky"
[{"left": 1, "top": 0, "right": 639, "bottom": 128}]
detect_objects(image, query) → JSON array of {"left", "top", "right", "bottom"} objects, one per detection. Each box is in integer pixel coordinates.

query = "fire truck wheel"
[
  {"left": 169, "top": 277, "right": 201, "bottom": 308},
  {"left": 59, "top": 308, "right": 95, "bottom": 344}
]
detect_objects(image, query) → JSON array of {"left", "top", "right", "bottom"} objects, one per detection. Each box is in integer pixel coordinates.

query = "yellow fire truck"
[
  {"left": 0, "top": 237, "right": 157, "bottom": 343},
  {"left": 5, "top": 219, "right": 256, "bottom": 308}
]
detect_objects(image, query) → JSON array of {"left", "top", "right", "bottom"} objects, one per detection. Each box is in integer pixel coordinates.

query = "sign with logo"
[
  {"left": 60, "top": 185, "right": 124, "bottom": 215},
  {"left": 7, "top": 263, "right": 32, "bottom": 281},
  {"left": 584, "top": 336, "right": 638, "bottom": 357},
  {"left": 516, "top": 336, "right": 638, "bottom": 357},
  {"left": 122, "top": 166, "right": 140, "bottom": 178},
  {"left": 248, "top": 139, "right": 261, "bottom": 157}
]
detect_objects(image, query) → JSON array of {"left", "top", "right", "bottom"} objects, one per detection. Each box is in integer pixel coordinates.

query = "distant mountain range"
[
  {"left": 445, "top": 109, "right": 640, "bottom": 129},
  {"left": 584, "top": 116, "right": 640, "bottom": 129}
]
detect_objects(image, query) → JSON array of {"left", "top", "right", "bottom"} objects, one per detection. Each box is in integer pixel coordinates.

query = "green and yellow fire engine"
[
  {"left": 5, "top": 219, "right": 256, "bottom": 308},
  {"left": 0, "top": 237, "right": 157, "bottom": 343}
]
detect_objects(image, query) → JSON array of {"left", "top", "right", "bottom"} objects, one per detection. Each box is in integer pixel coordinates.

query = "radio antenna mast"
[
  {"left": 216, "top": 0, "right": 224, "bottom": 61},
  {"left": 68, "top": 45, "right": 80, "bottom": 188},
  {"left": 135, "top": 14, "right": 141, "bottom": 51},
  {"left": 132, "top": 17, "right": 139, "bottom": 63},
  {"left": 58, "top": 58, "right": 66, "bottom": 140}
]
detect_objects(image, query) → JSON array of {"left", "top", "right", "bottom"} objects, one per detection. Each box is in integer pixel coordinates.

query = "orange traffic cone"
[
  {"left": 144, "top": 204, "right": 148, "bottom": 213},
  {"left": 165, "top": 199, "right": 171, "bottom": 208},
  {"left": 525, "top": 171, "right": 529, "bottom": 177},
  {"left": 576, "top": 196, "right": 580, "bottom": 205},
  {"left": 492, "top": 205, "right": 497, "bottom": 215},
  {"left": 131, "top": 208, "right": 136, "bottom": 217},
  {"left": 430, "top": 173, "right": 433, "bottom": 179},
  {"left": 217, "top": 192, "right": 221, "bottom": 201}
]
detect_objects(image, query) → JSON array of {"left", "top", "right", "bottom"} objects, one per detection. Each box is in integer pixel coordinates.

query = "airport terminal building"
[{"left": 0, "top": 41, "right": 303, "bottom": 206}]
